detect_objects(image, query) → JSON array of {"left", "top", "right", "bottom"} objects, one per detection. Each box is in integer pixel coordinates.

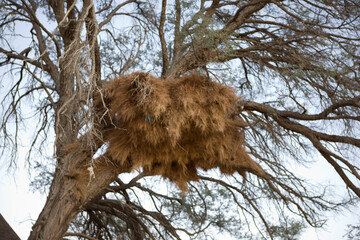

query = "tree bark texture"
[{"left": 28, "top": 150, "right": 120, "bottom": 240}]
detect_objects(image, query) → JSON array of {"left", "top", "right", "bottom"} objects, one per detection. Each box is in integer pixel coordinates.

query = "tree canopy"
[{"left": 0, "top": 0, "right": 359, "bottom": 239}]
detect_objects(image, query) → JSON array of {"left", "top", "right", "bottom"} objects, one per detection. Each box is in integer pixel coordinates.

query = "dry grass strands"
[{"left": 97, "top": 72, "right": 264, "bottom": 191}]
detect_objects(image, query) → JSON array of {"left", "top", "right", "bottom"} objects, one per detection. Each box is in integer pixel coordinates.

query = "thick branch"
[
  {"left": 172, "top": 0, "right": 181, "bottom": 67},
  {"left": 0, "top": 47, "right": 42, "bottom": 69},
  {"left": 28, "top": 152, "right": 122, "bottom": 240},
  {"left": 159, "top": 0, "right": 169, "bottom": 78},
  {"left": 240, "top": 100, "right": 360, "bottom": 147}
]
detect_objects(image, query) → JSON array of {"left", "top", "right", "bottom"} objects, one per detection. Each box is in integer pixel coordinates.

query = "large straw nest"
[{"left": 96, "top": 72, "right": 264, "bottom": 191}]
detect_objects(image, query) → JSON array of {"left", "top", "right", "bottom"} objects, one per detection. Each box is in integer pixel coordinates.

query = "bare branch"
[
  {"left": 98, "top": 0, "right": 136, "bottom": 28},
  {"left": 240, "top": 100, "right": 360, "bottom": 197}
]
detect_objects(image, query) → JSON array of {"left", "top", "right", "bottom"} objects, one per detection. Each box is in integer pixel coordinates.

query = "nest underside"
[{"left": 96, "top": 72, "right": 264, "bottom": 191}]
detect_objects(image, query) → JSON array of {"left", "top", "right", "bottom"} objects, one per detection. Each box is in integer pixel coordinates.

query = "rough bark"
[
  {"left": 28, "top": 1, "right": 106, "bottom": 238},
  {"left": 28, "top": 148, "right": 121, "bottom": 240}
]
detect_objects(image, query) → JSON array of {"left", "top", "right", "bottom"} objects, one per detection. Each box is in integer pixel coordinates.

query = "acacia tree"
[{"left": 0, "top": 0, "right": 359, "bottom": 239}]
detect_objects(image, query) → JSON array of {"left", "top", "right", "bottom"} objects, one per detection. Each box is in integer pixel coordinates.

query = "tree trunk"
[{"left": 28, "top": 149, "right": 120, "bottom": 240}]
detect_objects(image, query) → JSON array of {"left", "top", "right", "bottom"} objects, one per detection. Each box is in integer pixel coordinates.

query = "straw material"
[{"left": 97, "top": 72, "right": 264, "bottom": 191}]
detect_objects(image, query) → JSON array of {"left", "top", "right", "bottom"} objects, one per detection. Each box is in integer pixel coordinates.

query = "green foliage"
[{"left": 270, "top": 218, "right": 306, "bottom": 240}]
